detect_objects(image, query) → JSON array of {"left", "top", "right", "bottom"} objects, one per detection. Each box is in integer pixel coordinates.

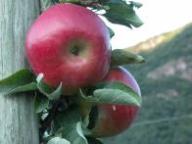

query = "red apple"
[
  {"left": 90, "top": 67, "right": 141, "bottom": 137},
  {"left": 25, "top": 3, "right": 111, "bottom": 92}
]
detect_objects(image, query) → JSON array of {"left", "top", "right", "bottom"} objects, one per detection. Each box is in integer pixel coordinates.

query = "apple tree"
[{"left": 0, "top": 0, "right": 144, "bottom": 144}]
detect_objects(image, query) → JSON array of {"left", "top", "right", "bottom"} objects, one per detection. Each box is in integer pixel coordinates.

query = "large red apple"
[
  {"left": 89, "top": 67, "right": 141, "bottom": 137},
  {"left": 25, "top": 3, "right": 111, "bottom": 92}
]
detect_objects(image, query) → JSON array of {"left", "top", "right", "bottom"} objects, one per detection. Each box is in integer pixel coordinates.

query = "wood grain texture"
[{"left": 0, "top": 0, "right": 40, "bottom": 144}]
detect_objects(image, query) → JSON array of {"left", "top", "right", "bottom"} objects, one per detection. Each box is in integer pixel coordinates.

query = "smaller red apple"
[{"left": 89, "top": 67, "right": 141, "bottom": 137}]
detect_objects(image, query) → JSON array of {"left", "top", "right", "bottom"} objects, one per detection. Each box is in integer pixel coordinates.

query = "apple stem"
[{"left": 70, "top": 45, "right": 80, "bottom": 56}]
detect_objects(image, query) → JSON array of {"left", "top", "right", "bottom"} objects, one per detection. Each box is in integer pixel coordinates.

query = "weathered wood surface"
[{"left": 0, "top": 0, "right": 40, "bottom": 143}]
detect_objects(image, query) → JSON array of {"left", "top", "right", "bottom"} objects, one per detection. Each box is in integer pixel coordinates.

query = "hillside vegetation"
[{"left": 103, "top": 24, "right": 192, "bottom": 144}]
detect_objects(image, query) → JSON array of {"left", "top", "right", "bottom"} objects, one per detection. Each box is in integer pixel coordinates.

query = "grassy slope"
[{"left": 103, "top": 24, "right": 192, "bottom": 144}]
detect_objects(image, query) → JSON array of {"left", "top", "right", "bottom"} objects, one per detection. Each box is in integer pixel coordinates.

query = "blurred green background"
[{"left": 103, "top": 23, "right": 192, "bottom": 144}]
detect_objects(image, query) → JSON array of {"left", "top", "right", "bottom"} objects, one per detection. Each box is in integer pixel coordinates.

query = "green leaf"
[
  {"left": 48, "top": 137, "right": 71, "bottom": 144},
  {"left": 76, "top": 122, "right": 88, "bottom": 144},
  {"left": 52, "top": 0, "right": 59, "bottom": 3},
  {"left": 111, "top": 49, "right": 145, "bottom": 66},
  {"left": 86, "top": 136, "right": 103, "bottom": 144},
  {"left": 130, "top": 1, "right": 143, "bottom": 8},
  {"left": 7, "top": 82, "right": 37, "bottom": 95},
  {"left": 59, "top": 0, "right": 80, "bottom": 4},
  {"left": 40, "top": 0, "right": 54, "bottom": 11},
  {"left": 35, "top": 94, "right": 49, "bottom": 113},
  {"left": 80, "top": 82, "right": 142, "bottom": 107},
  {"left": 86, "top": 106, "right": 98, "bottom": 130},
  {"left": 93, "top": 89, "right": 140, "bottom": 106},
  {"left": 107, "top": 26, "right": 115, "bottom": 38},
  {"left": 0, "top": 69, "right": 36, "bottom": 96},
  {"left": 98, "top": 82, "right": 142, "bottom": 104},
  {"left": 104, "top": 1, "right": 143, "bottom": 28},
  {"left": 36, "top": 73, "right": 63, "bottom": 100},
  {"left": 54, "top": 106, "right": 88, "bottom": 144}
]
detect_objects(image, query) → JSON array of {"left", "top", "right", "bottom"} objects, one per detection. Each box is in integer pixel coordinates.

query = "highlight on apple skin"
[
  {"left": 26, "top": 3, "right": 111, "bottom": 93},
  {"left": 89, "top": 66, "right": 141, "bottom": 137}
]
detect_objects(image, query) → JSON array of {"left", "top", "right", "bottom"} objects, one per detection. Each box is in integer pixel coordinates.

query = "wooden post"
[{"left": 0, "top": 0, "right": 40, "bottom": 143}]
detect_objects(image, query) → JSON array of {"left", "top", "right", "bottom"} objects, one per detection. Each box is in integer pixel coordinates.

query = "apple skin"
[
  {"left": 90, "top": 67, "right": 141, "bottom": 137},
  {"left": 26, "top": 3, "right": 111, "bottom": 92}
]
